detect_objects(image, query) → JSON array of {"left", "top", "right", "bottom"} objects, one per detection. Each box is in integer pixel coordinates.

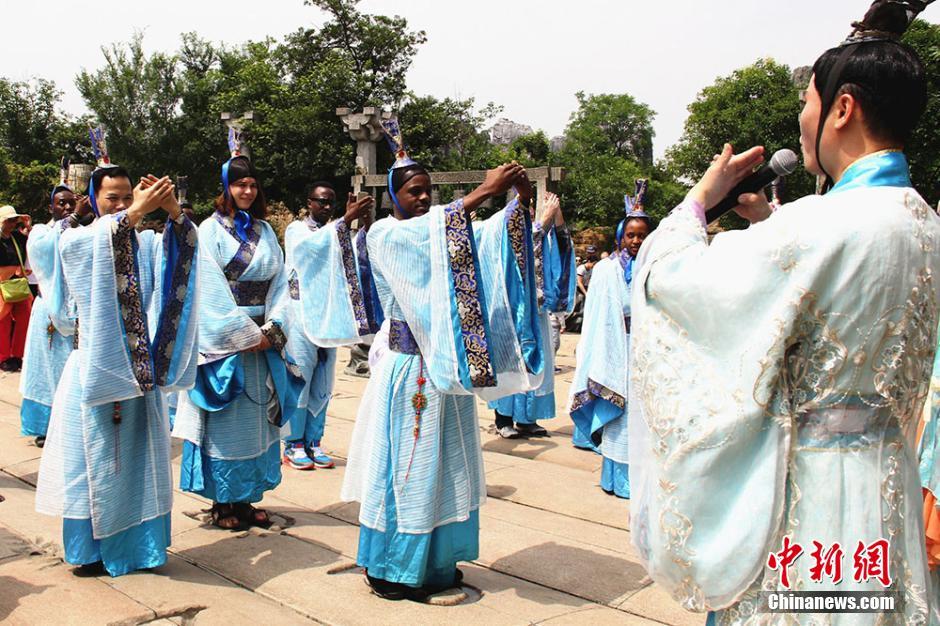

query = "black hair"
[
  {"left": 305, "top": 181, "right": 335, "bottom": 198},
  {"left": 812, "top": 39, "right": 926, "bottom": 145},
  {"left": 390, "top": 164, "right": 429, "bottom": 196},
  {"left": 89, "top": 166, "right": 132, "bottom": 195}
]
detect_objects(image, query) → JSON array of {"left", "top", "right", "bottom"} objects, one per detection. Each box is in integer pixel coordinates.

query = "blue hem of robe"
[
  {"left": 62, "top": 513, "right": 171, "bottom": 577},
  {"left": 571, "top": 423, "right": 599, "bottom": 453},
  {"left": 20, "top": 398, "right": 51, "bottom": 437},
  {"left": 489, "top": 390, "right": 555, "bottom": 424},
  {"left": 357, "top": 511, "right": 480, "bottom": 588},
  {"left": 179, "top": 439, "right": 281, "bottom": 503},
  {"left": 600, "top": 457, "right": 630, "bottom": 499}
]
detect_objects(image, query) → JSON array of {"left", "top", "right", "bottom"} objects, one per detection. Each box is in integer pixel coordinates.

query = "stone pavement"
[{"left": 0, "top": 333, "right": 702, "bottom": 626}]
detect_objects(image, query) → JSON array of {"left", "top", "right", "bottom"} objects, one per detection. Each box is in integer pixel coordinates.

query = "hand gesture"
[
  {"left": 74, "top": 195, "right": 93, "bottom": 222},
  {"left": 541, "top": 192, "right": 561, "bottom": 224},
  {"left": 734, "top": 190, "right": 774, "bottom": 224},
  {"left": 513, "top": 164, "right": 533, "bottom": 204},
  {"left": 249, "top": 335, "right": 272, "bottom": 352},
  {"left": 482, "top": 162, "right": 525, "bottom": 197},
  {"left": 344, "top": 192, "right": 375, "bottom": 226},
  {"left": 130, "top": 176, "right": 174, "bottom": 225},
  {"left": 688, "top": 144, "right": 764, "bottom": 210},
  {"left": 141, "top": 174, "right": 182, "bottom": 219}
]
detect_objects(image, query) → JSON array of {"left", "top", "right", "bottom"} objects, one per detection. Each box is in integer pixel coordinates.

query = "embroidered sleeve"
[
  {"left": 443, "top": 199, "right": 496, "bottom": 388},
  {"left": 260, "top": 319, "right": 287, "bottom": 352},
  {"left": 110, "top": 211, "right": 155, "bottom": 392},
  {"left": 335, "top": 221, "right": 371, "bottom": 336},
  {"left": 152, "top": 214, "right": 198, "bottom": 386}
]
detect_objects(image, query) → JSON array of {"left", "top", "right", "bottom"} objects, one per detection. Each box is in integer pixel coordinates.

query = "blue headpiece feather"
[
  {"left": 87, "top": 126, "right": 118, "bottom": 217},
  {"left": 381, "top": 117, "right": 421, "bottom": 216},
  {"left": 616, "top": 179, "right": 652, "bottom": 249}
]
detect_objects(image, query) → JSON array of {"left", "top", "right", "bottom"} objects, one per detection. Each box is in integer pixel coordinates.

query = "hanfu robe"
[
  {"left": 568, "top": 250, "right": 634, "bottom": 497},
  {"left": 341, "top": 199, "right": 542, "bottom": 587},
  {"left": 629, "top": 151, "right": 938, "bottom": 623},
  {"left": 19, "top": 221, "right": 76, "bottom": 436},
  {"left": 35, "top": 211, "right": 198, "bottom": 576},
  {"left": 488, "top": 221, "right": 575, "bottom": 425},
  {"left": 174, "top": 212, "right": 291, "bottom": 504},
  {"left": 283, "top": 217, "right": 381, "bottom": 447}
]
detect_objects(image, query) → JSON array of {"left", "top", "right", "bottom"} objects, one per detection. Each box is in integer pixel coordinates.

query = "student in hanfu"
[
  {"left": 173, "top": 134, "right": 292, "bottom": 531},
  {"left": 19, "top": 165, "right": 80, "bottom": 448},
  {"left": 281, "top": 181, "right": 379, "bottom": 471},
  {"left": 35, "top": 128, "right": 198, "bottom": 577},
  {"left": 568, "top": 180, "right": 653, "bottom": 499},
  {"left": 341, "top": 119, "right": 544, "bottom": 601},
  {"left": 628, "top": 3, "right": 939, "bottom": 622},
  {"left": 488, "top": 188, "right": 575, "bottom": 440}
]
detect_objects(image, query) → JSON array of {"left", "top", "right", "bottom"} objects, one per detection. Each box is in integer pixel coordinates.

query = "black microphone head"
[{"left": 769, "top": 149, "right": 799, "bottom": 176}]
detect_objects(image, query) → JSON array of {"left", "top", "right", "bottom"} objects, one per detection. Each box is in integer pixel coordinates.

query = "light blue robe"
[
  {"left": 488, "top": 222, "right": 575, "bottom": 424},
  {"left": 19, "top": 221, "right": 76, "bottom": 436},
  {"left": 283, "top": 217, "right": 381, "bottom": 446},
  {"left": 919, "top": 327, "right": 940, "bottom": 624},
  {"left": 174, "top": 212, "right": 291, "bottom": 504},
  {"left": 629, "top": 151, "right": 939, "bottom": 623},
  {"left": 35, "top": 211, "right": 198, "bottom": 576},
  {"left": 569, "top": 250, "right": 633, "bottom": 498},
  {"left": 341, "top": 199, "right": 542, "bottom": 587}
]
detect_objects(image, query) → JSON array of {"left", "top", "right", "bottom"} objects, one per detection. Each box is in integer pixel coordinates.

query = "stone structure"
[
  {"left": 220, "top": 111, "right": 255, "bottom": 158},
  {"left": 489, "top": 118, "right": 534, "bottom": 145}
]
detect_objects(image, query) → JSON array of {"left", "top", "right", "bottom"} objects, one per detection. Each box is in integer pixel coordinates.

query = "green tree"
[
  {"left": 397, "top": 96, "right": 499, "bottom": 171},
  {"left": 664, "top": 58, "right": 813, "bottom": 226},
  {"left": 556, "top": 91, "right": 667, "bottom": 228},
  {"left": 903, "top": 19, "right": 940, "bottom": 208},
  {"left": 76, "top": 33, "right": 182, "bottom": 180}
]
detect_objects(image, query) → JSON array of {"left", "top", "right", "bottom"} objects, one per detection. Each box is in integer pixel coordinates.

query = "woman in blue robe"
[
  {"left": 35, "top": 159, "right": 198, "bottom": 577},
  {"left": 174, "top": 150, "right": 292, "bottom": 530},
  {"left": 340, "top": 122, "right": 543, "bottom": 601},
  {"left": 568, "top": 181, "right": 653, "bottom": 499}
]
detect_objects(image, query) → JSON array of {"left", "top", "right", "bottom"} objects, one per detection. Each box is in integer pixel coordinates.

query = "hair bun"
[{"left": 857, "top": 1, "right": 911, "bottom": 36}]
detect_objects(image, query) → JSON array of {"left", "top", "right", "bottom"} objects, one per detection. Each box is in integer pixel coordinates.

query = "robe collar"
[{"left": 829, "top": 150, "right": 912, "bottom": 195}]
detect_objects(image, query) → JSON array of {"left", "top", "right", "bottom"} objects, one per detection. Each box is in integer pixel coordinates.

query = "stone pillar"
[
  {"left": 336, "top": 107, "right": 391, "bottom": 378},
  {"left": 220, "top": 111, "right": 254, "bottom": 158}
]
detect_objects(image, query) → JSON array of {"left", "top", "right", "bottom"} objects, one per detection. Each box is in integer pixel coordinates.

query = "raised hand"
[
  {"left": 482, "top": 163, "right": 525, "bottom": 197},
  {"left": 687, "top": 144, "right": 765, "bottom": 210},
  {"left": 344, "top": 192, "right": 375, "bottom": 226},
  {"left": 541, "top": 192, "right": 562, "bottom": 228},
  {"left": 141, "top": 174, "right": 182, "bottom": 219},
  {"left": 129, "top": 176, "right": 174, "bottom": 226}
]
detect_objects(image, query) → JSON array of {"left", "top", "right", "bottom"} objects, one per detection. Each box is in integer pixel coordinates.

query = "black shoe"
[
  {"left": 0, "top": 359, "right": 15, "bottom": 372},
  {"left": 365, "top": 573, "right": 409, "bottom": 600},
  {"left": 419, "top": 568, "right": 464, "bottom": 596},
  {"left": 34, "top": 436, "right": 45, "bottom": 448},
  {"left": 516, "top": 423, "right": 549, "bottom": 437},
  {"left": 6, "top": 358, "right": 21, "bottom": 372},
  {"left": 73, "top": 561, "right": 107, "bottom": 577}
]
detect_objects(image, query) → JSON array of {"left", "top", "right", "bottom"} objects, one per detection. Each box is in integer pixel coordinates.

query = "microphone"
[{"left": 704, "top": 149, "right": 799, "bottom": 223}]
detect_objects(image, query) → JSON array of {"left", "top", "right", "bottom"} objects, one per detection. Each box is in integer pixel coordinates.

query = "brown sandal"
[
  {"left": 235, "top": 502, "right": 273, "bottom": 529},
  {"left": 209, "top": 503, "right": 243, "bottom": 530}
]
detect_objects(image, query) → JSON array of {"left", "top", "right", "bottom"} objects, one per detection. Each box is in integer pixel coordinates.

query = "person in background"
[{"left": 0, "top": 205, "right": 33, "bottom": 372}]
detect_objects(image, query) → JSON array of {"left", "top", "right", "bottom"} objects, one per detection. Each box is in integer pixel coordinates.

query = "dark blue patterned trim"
[
  {"left": 335, "top": 221, "right": 370, "bottom": 336},
  {"left": 532, "top": 223, "right": 546, "bottom": 309},
  {"left": 443, "top": 199, "right": 495, "bottom": 388},
  {"left": 288, "top": 269, "right": 300, "bottom": 301},
  {"left": 570, "top": 378, "right": 626, "bottom": 414},
  {"left": 230, "top": 279, "right": 271, "bottom": 307},
  {"left": 506, "top": 200, "right": 527, "bottom": 273},
  {"left": 214, "top": 212, "right": 262, "bottom": 281},
  {"left": 152, "top": 215, "right": 197, "bottom": 386},
  {"left": 389, "top": 319, "right": 420, "bottom": 355},
  {"left": 111, "top": 212, "right": 155, "bottom": 392},
  {"left": 555, "top": 225, "right": 572, "bottom": 312},
  {"left": 355, "top": 228, "right": 381, "bottom": 334}
]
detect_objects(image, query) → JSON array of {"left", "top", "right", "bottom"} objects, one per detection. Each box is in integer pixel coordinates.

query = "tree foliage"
[{"left": 903, "top": 19, "right": 940, "bottom": 208}]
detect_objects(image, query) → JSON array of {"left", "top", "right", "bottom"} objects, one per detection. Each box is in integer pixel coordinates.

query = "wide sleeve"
[
  {"left": 368, "top": 200, "right": 540, "bottom": 400},
  {"left": 27, "top": 221, "right": 76, "bottom": 336},
  {"left": 627, "top": 197, "right": 834, "bottom": 610},
  {"left": 568, "top": 259, "right": 629, "bottom": 446},
  {"left": 294, "top": 220, "right": 377, "bottom": 346},
  {"left": 540, "top": 223, "right": 577, "bottom": 314},
  {"left": 148, "top": 214, "right": 199, "bottom": 392},
  {"left": 194, "top": 222, "right": 263, "bottom": 362}
]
